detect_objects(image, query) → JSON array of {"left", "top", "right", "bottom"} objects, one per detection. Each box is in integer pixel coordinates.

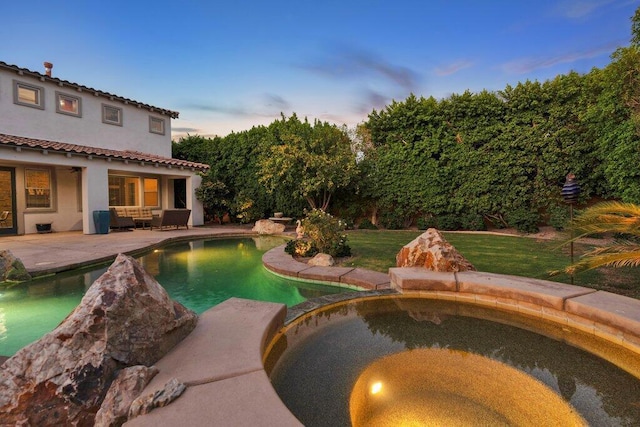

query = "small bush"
[
  {"left": 301, "top": 209, "right": 351, "bottom": 257},
  {"left": 437, "top": 214, "right": 461, "bottom": 231},
  {"left": 284, "top": 239, "right": 318, "bottom": 257},
  {"left": 232, "top": 193, "right": 262, "bottom": 224},
  {"left": 416, "top": 215, "right": 438, "bottom": 230},
  {"left": 195, "top": 179, "right": 231, "bottom": 223},
  {"left": 460, "top": 213, "right": 486, "bottom": 231},
  {"left": 379, "top": 212, "right": 404, "bottom": 230},
  {"left": 331, "top": 236, "right": 352, "bottom": 257},
  {"left": 505, "top": 208, "right": 539, "bottom": 233},
  {"left": 548, "top": 205, "right": 570, "bottom": 231},
  {"left": 358, "top": 219, "right": 378, "bottom": 230}
]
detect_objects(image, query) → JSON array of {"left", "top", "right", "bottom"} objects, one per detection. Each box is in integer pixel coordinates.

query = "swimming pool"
[{"left": 0, "top": 236, "right": 346, "bottom": 356}]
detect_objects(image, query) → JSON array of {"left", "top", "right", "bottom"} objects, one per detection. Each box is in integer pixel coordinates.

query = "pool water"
[
  {"left": 0, "top": 236, "right": 346, "bottom": 356},
  {"left": 266, "top": 297, "right": 640, "bottom": 426}
]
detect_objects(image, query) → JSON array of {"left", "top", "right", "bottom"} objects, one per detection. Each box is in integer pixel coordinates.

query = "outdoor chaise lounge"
[
  {"left": 150, "top": 209, "right": 191, "bottom": 230},
  {"left": 109, "top": 208, "right": 136, "bottom": 231}
]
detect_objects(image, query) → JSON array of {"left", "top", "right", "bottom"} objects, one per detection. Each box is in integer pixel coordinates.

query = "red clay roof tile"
[
  {"left": 0, "top": 61, "right": 179, "bottom": 119},
  {"left": 0, "top": 133, "right": 209, "bottom": 171}
]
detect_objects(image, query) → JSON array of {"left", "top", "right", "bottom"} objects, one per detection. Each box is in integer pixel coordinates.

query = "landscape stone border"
[{"left": 262, "top": 245, "right": 640, "bottom": 378}]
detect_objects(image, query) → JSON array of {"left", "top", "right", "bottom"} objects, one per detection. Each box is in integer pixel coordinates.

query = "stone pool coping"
[{"left": 128, "top": 244, "right": 640, "bottom": 424}]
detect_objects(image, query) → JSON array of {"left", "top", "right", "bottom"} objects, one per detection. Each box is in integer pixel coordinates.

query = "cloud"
[
  {"left": 298, "top": 44, "right": 421, "bottom": 92},
  {"left": 183, "top": 93, "right": 291, "bottom": 118},
  {"left": 297, "top": 44, "right": 424, "bottom": 120},
  {"left": 554, "top": 0, "right": 616, "bottom": 19},
  {"left": 171, "top": 127, "right": 201, "bottom": 133},
  {"left": 264, "top": 93, "right": 290, "bottom": 110},
  {"left": 500, "top": 40, "right": 622, "bottom": 74},
  {"left": 434, "top": 60, "right": 475, "bottom": 76},
  {"left": 184, "top": 103, "right": 252, "bottom": 116},
  {"left": 356, "top": 89, "right": 390, "bottom": 113}
]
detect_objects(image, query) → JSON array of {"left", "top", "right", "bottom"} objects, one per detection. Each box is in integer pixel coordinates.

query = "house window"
[
  {"left": 25, "top": 168, "right": 52, "bottom": 208},
  {"left": 13, "top": 80, "right": 44, "bottom": 109},
  {"left": 56, "top": 92, "right": 82, "bottom": 117},
  {"left": 108, "top": 175, "right": 139, "bottom": 206},
  {"left": 102, "top": 104, "right": 123, "bottom": 126},
  {"left": 149, "top": 116, "right": 165, "bottom": 135},
  {"left": 143, "top": 178, "right": 159, "bottom": 207}
]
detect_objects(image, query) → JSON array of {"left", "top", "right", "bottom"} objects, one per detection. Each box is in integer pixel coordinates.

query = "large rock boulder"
[
  {"left": 396, "top": 228, "right": 475, "bottom": 272},
  {"left": 0, "top": 249, "right": 31, "bottom": 282},
  {"left": 94, "top": 365, "right": 159, "bottom": 427},
  {"left": 252, "top": 219, "right": 285, "bottom": 235},
  {"left": 0, "top": 254, "right": 198, "bottom": 426},
  {"left": 308, "top": 253, "right": 335, "bottom": 267}
]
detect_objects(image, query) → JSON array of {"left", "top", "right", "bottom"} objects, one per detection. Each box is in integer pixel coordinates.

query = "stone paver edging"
[{"left": 262, "top": 244, "right": 391, "bottom": 290}]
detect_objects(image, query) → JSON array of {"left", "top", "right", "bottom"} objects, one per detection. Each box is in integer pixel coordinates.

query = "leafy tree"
[
  {"left": 258, "top": 115, "right": 357, "bottom": 211},
  {"left": 194, "top": 178, "right": 230, "bottom": 223},
  {"left": 172, "top": 134, "right": 218, "bottom": 164},
  {"left": 586, "top": 6, "right": 640, "bottom": 203}
]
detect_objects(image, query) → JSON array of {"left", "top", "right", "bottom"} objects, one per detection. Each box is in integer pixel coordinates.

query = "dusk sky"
[{"left": 2, "top": 0, "right": 638, "bottom": 139}]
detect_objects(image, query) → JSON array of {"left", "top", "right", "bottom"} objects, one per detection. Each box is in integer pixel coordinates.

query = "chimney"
[{"left": 43, "top": 62, "right": 53, "bottom": 77}]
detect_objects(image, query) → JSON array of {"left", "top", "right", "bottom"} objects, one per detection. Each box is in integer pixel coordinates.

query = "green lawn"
[{"left": 339, "top": 230, "right": 640, "bottom": 298}]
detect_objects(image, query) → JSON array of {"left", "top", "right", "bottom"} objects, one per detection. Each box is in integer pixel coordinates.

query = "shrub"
[
  {"left": 548, "top": 205, "right": 570, "bottom": 231},
  {"left": 232, "top": 192, "right": 262, "bottom": 224},
  {"left": 436, "top": 214, "right": 461, "bottom": 231},
  {"left": 460, "top": 213, "right": 486, "bottom": 231},
  {"left": 285, "top": 239, "right": 318, "bottom": 257},
  {"left": 331, "top": 236, "right": 352, "bottom": 258},
  {"left": 195, "top": 179, "right": 231, "bottom": 224},
  {"left": 358, "top": 218, "right": 378, "bottom": 230},
  {"left": 379, "top": 212, "right": 404, "bottom": 230},
  {"left": 416, "top": 215, "right": 438, "bottom": 230},
  {"left": 301, "top": 209, "right": 351, "bottom": 257},
  {"left": 505, "top": 208, "right": 539, "bottom": 233}
]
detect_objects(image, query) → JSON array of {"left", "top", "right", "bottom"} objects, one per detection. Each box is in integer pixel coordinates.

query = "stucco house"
[{"left": 0, "top": 61, "right": 209, "bottom": 236}]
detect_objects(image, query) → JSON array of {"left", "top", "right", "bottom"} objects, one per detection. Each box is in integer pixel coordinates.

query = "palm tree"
[{"left": 564, "top": 201, "right": 640, "bottom": 274}]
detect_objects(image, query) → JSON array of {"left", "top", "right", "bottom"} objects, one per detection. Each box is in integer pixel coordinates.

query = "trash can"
[{"left": 93, "top": 210, "right": 110, "bottom": 234}]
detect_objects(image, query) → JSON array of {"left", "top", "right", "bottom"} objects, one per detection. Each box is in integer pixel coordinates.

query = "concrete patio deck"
[{"left": 0, "top": 225, "right": 256, "bottom": 276}]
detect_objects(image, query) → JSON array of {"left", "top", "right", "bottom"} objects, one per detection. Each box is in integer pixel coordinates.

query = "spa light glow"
[{"left": 370, "top": 381, "right": 382, "bottom": 395}]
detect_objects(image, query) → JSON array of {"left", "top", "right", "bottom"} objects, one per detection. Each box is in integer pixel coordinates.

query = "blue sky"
[{"left": 2, "top": 0, "right": 638, "bottom": 138}]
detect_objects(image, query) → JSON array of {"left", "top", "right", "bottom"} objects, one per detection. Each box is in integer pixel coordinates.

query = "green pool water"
[{"left": 0, "top": 236, "right": 346, "bottom": 356}]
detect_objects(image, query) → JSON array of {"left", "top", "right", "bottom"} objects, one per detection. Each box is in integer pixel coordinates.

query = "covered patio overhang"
[{"left": 0, "top": 133, "right": 209, "bottom": 235}]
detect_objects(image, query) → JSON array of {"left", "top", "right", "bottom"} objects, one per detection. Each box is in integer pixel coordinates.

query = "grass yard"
[{"left": 339, "top": 230, "right": 640, "bottom": 299}]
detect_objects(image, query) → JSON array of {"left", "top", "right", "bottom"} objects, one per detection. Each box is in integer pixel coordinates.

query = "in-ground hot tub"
[{"left": 265, "top": 296, "right": 640, "bottom": 426}]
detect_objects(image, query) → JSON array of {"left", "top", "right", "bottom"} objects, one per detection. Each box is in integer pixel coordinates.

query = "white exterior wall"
[
  {"left": 0, "top": 65, "right": 206, "bottom": 235},
  {"left": 0, "top": 69, "right": 172, "bottom": 157},
  {"left": 0, "top": 147, "right": 205, "bottom": 234}
]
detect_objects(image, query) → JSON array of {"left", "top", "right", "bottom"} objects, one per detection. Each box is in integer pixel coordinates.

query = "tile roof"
[
  {"left": 0, "top": 133, "right": 209, "bottom": 172},
  {"left": 0, "top": 61, "right": 179, "bottom": 119}
]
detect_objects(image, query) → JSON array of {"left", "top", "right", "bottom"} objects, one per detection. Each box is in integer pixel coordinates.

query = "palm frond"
[
  {"left": 570, "top": 201, "right": 640, "bottom": 237},
  {"left": 561, "top": 201, "right": 640, "bottom": 275},
  {"left": 565, "top": 249, "right": 640, "bottom": 274}
]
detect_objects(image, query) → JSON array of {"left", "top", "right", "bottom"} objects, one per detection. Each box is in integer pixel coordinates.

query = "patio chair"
[
  {"left": 150, "top": 209, "right": 191, "bottom": 230},
  {"left": 109, "top": 208, "right": 136, "bottom": 231}
]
